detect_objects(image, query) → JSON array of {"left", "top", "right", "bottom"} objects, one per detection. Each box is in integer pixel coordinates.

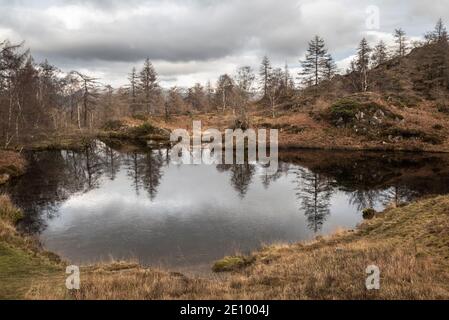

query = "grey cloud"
[
  {"left": 0, "top": 0, "right": 368, "bottom": 63},
  {"left": 1, "top": 0, "right": 447, "bottom": 86}
]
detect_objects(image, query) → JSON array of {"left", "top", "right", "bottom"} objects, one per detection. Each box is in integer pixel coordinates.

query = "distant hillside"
[
  {"left": 296, "top": 41, "right": 449, "bottom": 107},
  {"left": 257, "top": 41, "right": 449, "bottom": 152}
]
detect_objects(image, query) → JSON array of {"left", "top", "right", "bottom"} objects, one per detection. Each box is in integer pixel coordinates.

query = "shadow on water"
[{"left": 3, "top": 141, "right": 449, "bottom": 272}]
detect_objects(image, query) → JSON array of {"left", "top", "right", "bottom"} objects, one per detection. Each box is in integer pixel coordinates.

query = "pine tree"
[
  {"left": 425, "top": 18, "right": 449, "bottom": 43},
  {"left": 139, "top": 58, "right": 158, "bottom": 115},
  {"left": 166, "top": 86, "right": 185, "bottom": 116},
  {"left": 259, "top": 56, "right": 272, "bottom": 97},
  {"left": 323, "top": 54, "right": 338, "bottom": 81},
  {"left": 236, "top": 66, "right": 255, "bottom": 113},
  {"left": 434, "top": 18, "right": 448, "bottom": 41},
  {"left": 128, "top": 67, "right": 137, "bottom": 105},
  {"left": 283, "top": 63, "right": 295, "bottom": 95},
  {"left": 283, "top": 63, "right": 290, "bottom": 88},
  {"left": 205, "top": 80, "right": 214, "bottom": 111},
  {"left": 394, "top": 28, "right": 408, "bottom": 57},
  {"left": 356, "top": 38, "right": 372, "bottom": 92},
  {"left": 371, "top": 40, "right": 389, "bottom": 67},
  {"left": 300, "top": 35, "right": 328, "bottom": 87},
  {"left": 216, "top": 74, "right": 234, "bottom": 112},
  {"left": 296, "top": 169, "right": 333, "bottom": 233},
  {"left": 186, "top": 83, "right": 207, "bottom": 111}
]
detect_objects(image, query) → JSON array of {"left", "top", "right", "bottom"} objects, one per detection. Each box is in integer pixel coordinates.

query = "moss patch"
[
  {"left": 0, "top": 243, "right": 62, "bottom": 300},
  {"left": 101, "top": 121, "right": 171, "bottom": 144},
  {"left": 212, "top": 256, "right": 254, "bottom": 273},
  {"left": 0, "top": 195, "right": 62, "bottom": 300},
  {"left": 328, "top": 98, "right": 400, "bottom": 128},
  {"left": 30, "top": 135, "right": 94, "bottom": 151}
]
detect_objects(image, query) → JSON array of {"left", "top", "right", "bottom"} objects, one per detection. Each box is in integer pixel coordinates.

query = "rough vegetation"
[
  {"left": 0, "top": 195, "right": 443, "bottom": 300},
  {"left": 101, "top": 118, "right": 171, "bottom": 147},
  {"left": 362, "top": 208, "right": 377, "bottom": 220},
  {"left": 0, "top": 151, "right": 26, "bottom": 185},
  {"left": 326, "top": 95, "right": 402, "bottom": 128},
  {"left": 0, "top": 195, "right": 23, "bottom": 224},
  {"left": 2, "top": 22, "right": 449, "bottom": 153},
  {"left": 28, "top": 133, "right": 96, "bottom": 151},
  {"left": 212, "top": 256, "right": 254, "bottom": 273},
  {"left": 1, "top": 19, "right": 449, "bottom": 301},
  {"left": 0, "top": 195, "right": 63, "bottom": 299}
]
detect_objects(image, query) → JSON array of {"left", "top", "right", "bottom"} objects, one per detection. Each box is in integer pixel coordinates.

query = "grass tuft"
[
  {"left": 212, "top": 256, "right": 253, "bottom": 273},
  {"left": 2, "top": 194, "right": 449, "bottom": 300},
  {"left": 0, "top": 195, "right": 63, "bottom": 299},
  {"left": 0, "top": 195, "right": 23, "bottom": 224}
]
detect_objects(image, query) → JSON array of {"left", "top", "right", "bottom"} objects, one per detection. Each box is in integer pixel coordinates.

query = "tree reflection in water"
[
  {"left": 142, "top": 149, "right": 164, "bottom": 201},
  {"left": 295, "top": 168, "right": 334, "bottom": 233},
  {"left": 3, "top": 143, "right": 449, "bottom": 236},
  {"left": 126, "top": 152, "right": 145, "bottom": 196},
  {"left": 260, "top": 162, "right": 289, "bottom": 189},
  {"left": 217, "top": 164, "right": 256, "bottom": 199},
  {"left": 380, "top": 185, "right": 417, "bottom": 208},
  {"left": 347, "top": 189, "right": 382, "bottom": 211},
  {"left": 102, "top": 145, "right": 121, "bottom": 181},
  {"left": 4, "top": 141, "right": 108, "bottom": 233}
]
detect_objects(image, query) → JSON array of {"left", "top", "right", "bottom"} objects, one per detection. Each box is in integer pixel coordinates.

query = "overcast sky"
[{"left": 0, "top": 0, "right": 448, "bottom": 88}]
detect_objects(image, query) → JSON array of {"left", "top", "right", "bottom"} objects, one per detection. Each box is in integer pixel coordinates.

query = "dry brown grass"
[
  {"left": 26, "top": 196, "right": 449, "bottom": 300},
  {"left": 0, "top": 194, "right": 23, "bottom": 224},
  {"left": 0, "top": 195, "right": 63, "bottom": 299},
  {"left": 0, "top": 151, "right": 26, "bottom": 185},
  {"left": 115, "top": 97, "right": 449, "bottom": 152},
  {"left": 0, "top": 195, "right": 60, "bottom": 260}
]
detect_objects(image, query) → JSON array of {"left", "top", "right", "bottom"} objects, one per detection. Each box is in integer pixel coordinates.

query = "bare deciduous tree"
[
  {"left": 216, "top": 74, "right": 234, "bottom": 112},
  {"left": 70, "top": 71, "right": 99, "bottom": 129}
]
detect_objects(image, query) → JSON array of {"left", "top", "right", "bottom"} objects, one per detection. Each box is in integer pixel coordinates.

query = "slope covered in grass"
[
  {"left": 25, "top": 196, "right": 449, "bottom": 300},
  {"left": 0, "top": 195, "right": 62, "bottom": 300}
]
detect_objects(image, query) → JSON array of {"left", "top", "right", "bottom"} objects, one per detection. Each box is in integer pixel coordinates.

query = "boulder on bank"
[
  {"left": 326, "top": 93, "right": 403, "bottom": 130},
  {"left": 362, "top": 208, "right": 377, "bottom": 220}
]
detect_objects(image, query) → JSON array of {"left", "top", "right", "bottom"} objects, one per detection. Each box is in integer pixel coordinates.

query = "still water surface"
[{"left": 4, "top": 141, "right": 449, "bottom": 273}]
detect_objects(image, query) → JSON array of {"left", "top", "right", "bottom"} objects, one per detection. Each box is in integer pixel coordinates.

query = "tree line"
[
  {"left": 1, "top": 19, "right": 447, "bottom": 146},
  {"left": 0, "top": 42, "right": 130, "bottom": 147}
]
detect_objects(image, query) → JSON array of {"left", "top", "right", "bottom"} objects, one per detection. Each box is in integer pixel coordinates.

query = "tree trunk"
[
  {"left": 77, "top": 103, "right": 81, "bottom": 130},
  {"left": 222, "top": 91, "right": 226, "bottom": 112}
]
